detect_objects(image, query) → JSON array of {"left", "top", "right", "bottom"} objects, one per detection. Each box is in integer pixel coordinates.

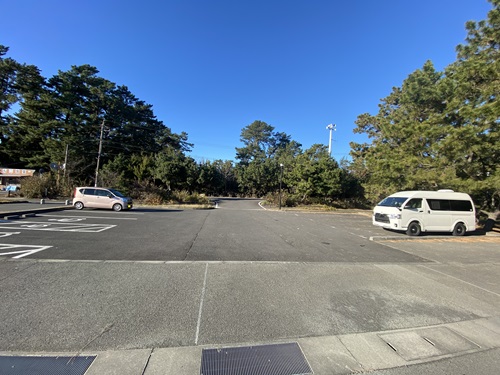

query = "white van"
[{"left": 373, "top": 190, "right": 476, "bottom": 236}]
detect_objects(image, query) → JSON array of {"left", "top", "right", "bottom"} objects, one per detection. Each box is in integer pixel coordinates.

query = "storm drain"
[
  {"left": 200, "top": 342, "right": 312, "bottom": 375},
  {"left": 0, "top": 355, "right": 96, "bottom": 375},
  {"left": 379, "top": 327, "right": 480, "bottom": 361}
]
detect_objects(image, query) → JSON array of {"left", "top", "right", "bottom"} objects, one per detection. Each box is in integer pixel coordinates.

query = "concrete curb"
[{"left": 1, "top": 316, "right": 499, "bottom": 375}]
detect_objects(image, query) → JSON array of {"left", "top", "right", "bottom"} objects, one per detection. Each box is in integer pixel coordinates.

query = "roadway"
[{"left": 0, "top": 198, "right": 499, "bottom": 374}]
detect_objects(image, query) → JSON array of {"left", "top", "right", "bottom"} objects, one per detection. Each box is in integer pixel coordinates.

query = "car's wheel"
[
  {"left": 452, "top": 222, "right": 466, "bottom": 236},
  {"left": 406, "top": 221, "right": 421, "bottom": 236},
  {"left": 74, "top": 201, "right": 84, "bottom": 210},
  {"left": 112, "top": 203, "right": 123, "bottom": 212}
]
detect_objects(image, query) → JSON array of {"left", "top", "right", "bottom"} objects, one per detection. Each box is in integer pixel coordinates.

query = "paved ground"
[{"left": 0, "top": 198, "right": 499, "bottom": 374}]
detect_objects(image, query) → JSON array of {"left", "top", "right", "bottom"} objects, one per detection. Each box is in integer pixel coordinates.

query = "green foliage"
[
  {"left": 1, "top": 59, "right": 190, "bottom": 186},
  {"left": 235, "top": 120, "right": 303, "bottom": 197},
  {"left": 171, "top": 190, "right": 211, "bottom": 205},
  {"left": 195, "top": 159, "right": 238, "bottom": 196},
  {"left": 19, "top": 174, "right": 57, "bottom": 198},
  {"left": 235, "top": 120, "right": 358, "bottom": 204},
  {"left": 285, "top": 144, "right": 341, "bottom": 202}
]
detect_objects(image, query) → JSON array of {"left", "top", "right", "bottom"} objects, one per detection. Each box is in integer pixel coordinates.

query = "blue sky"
[{"left": 2, "top": 0, "right": 493, "bottom": 162}]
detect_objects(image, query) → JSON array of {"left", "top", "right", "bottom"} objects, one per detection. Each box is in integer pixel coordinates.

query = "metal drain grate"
[
  {"left": 200, "top": 342, "right": 312, "bottom": 375},
  {"left": 0, "top": 355, "right": 96, "bottom": 375}
]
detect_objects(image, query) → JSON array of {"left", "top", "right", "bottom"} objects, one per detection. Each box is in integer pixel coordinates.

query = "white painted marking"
[
  {"left": 195, "top": 263, "right": 209, "bottom": 345},
  {"left": 258, "top": 201, "right": 267, "bottom": 210},
  {"left": 48, "top": 218, "right": 85, "bottom": 222},
  {"left": 39, "top": 214, "right": 137, "bottom": 220},
  {"left": 0, "top": 244, "right": 52, "bottom": 259},
  {"left": 421, "top": 265, "right": 500, "bottom": 298},
  {"left": 331, "top": 226, "right": 336, "bottom": 229},
  {"left": 0, "top": 221, "right": 115, "bottom": 233},
  {"left": 21, "top": 224, "right": 50, "bottom": 228},
  {"left": 0, "top": 232, "right": 20, "bottom": 238}
]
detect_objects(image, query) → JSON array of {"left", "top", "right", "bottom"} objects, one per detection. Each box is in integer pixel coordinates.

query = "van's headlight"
[{"left": 389, "top": 214, "right": 401, "bottom": 219}]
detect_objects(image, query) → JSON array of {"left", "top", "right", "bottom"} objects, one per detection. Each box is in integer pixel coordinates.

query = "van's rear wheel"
[
  {"left": 406, "top": 222, "right": 421, "bottom": 236},
  {"left": 74, "top": 201, "right": 84, "bottom": 210},
  {"left": 112, "top": 203, "right": 123, "bottom": 212},
  {"left": 453, "top": 222, "right": 466, "bottom": 236}
]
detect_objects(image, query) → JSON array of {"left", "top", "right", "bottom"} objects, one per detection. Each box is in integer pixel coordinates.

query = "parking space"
[
  {"left": 1, "top": 203, "right": 498, "bottom": 263},
  {"left": 0, "top": 210, "right": 140, "bottom": 260},
  {"left": 0, "top": 208, "right": 211, "bottom": 261}
]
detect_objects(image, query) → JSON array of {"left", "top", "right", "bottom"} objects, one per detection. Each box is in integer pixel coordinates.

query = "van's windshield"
[{"left": 377, "top": 197, "right": 407, "bottom": 208}]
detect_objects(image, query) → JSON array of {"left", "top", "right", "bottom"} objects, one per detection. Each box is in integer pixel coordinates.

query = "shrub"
[
  {"left": 20, "top": 175, "right": 57, "bottom": 198},
  {"left": 171, "top": 190, "right": 211, "bottom": 205}
]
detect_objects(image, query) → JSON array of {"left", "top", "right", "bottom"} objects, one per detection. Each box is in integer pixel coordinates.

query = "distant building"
[{"left": 0, "top": 167, "right": 36, "bottom": 188}]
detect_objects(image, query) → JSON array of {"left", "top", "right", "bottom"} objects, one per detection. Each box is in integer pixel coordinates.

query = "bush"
[
  {"left": 132, "top": 182, "right": 169, "bottom": 205},
  {"left": 264, "top": 191, "right": 298, "bottom": 207},
  {"left": 171, "top": 190, "right": 211, "bottom": 205},
  {"left": 264, "top": 191, "right": 369, "bottom": 209},
  {"left": 20, "top": 175, "right": 58, "bottom": 198}
]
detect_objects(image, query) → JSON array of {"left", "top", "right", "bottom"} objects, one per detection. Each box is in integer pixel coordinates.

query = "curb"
[{"left": 1, "top": 316, "right": 500, "bottom": 375}]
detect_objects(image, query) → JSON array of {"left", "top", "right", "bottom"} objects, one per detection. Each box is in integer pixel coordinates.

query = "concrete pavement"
[{"left": 2, "top": 316, "right": 500, "bottom": 374}]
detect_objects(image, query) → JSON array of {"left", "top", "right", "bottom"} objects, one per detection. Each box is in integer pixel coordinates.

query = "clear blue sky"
[{"left": 2, "top": 0, "right": 493, "bottom": 162}]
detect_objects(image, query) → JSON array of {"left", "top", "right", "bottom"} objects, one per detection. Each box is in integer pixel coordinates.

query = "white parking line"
[
  {"left": 195, "top": 263, "right": 209, "bottom": 345},
  {"left": 0, "top": 221, "right": 116, "bottom": 233},
  {"left": 0, "top": 243, "right": 52, "bottom": 259},
  {"left": 39, "top": 214, "right": 137, "bottom": 221},
  {"left": 0, "top": 232, "right": 20, "bottom": 238}
]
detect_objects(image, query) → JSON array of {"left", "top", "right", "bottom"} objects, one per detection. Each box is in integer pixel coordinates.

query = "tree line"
[
  {"left": 0, "top": 48, "right": 359, "bottom": 205},
  {"left": 1, "top": 0, "right": 498, "bottom": 212}
]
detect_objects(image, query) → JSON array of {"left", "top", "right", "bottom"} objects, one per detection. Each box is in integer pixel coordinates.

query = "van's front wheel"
[
  {"left": 112, "top": 203, "right": 123, "bottom": 212},
  {"left": 453, "top": 223, "right": 466, "bottom": 236},
  {"left": 406, "top": 222, "right": 421, "bottom": 236}
]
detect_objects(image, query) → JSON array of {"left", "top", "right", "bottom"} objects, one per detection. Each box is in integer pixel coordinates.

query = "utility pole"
[
  {"left": 63, "top": 143, "right": 69, "bottom": 186},
  {"left": 279, "top": 163, "right": 284, "bottom": 210},
  {"left": 95, "top": 118, "right": 105, "bottom": 187},
  {"left": 63, "top": 144, "right": 69, "bottom": 178},
  {"left": 326, "top": 123, "right": 336, "bottom": 157}
]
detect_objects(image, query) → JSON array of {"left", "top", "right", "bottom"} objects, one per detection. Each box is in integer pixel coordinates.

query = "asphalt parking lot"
[
  {"left": 0, "top": 199, "right": 477, "bottom": 262},
  {"left": 1, "top": 199, "right": 500, "bottom": 374}
]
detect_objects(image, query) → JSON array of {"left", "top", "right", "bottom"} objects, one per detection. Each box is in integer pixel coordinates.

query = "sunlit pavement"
[{"left": 1, "top": 200, "right": 499, "bottom": 374}]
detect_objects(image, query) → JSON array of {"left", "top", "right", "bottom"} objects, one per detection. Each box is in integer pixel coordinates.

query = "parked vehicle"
[
  {"left": 373, "top": 190, "right": 476, "bottom": 236},
  {"left": 72, "top": 187, "right": 133, "bottom": 211}
]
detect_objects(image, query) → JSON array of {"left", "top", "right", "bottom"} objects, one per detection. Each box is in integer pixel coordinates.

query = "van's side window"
[
  {"left": 427, "top": 199, "right": 472, "bottom": 211},
  {"left": 427, "top": 199, "right": 451, "bottom": 210},
  {"left": 83, "top": 188, "right": 96, "bottom": 196},
  {"left": 404, "top": 198, "right": 422, "bottom": 210},
  {"left": 450, "top": 200, "right": 473, "bottom": 211}
]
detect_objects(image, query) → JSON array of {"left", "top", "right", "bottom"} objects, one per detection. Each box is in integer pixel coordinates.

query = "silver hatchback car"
[{"left": 73, "top": 187, "right": 133, "bottom": 211}]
